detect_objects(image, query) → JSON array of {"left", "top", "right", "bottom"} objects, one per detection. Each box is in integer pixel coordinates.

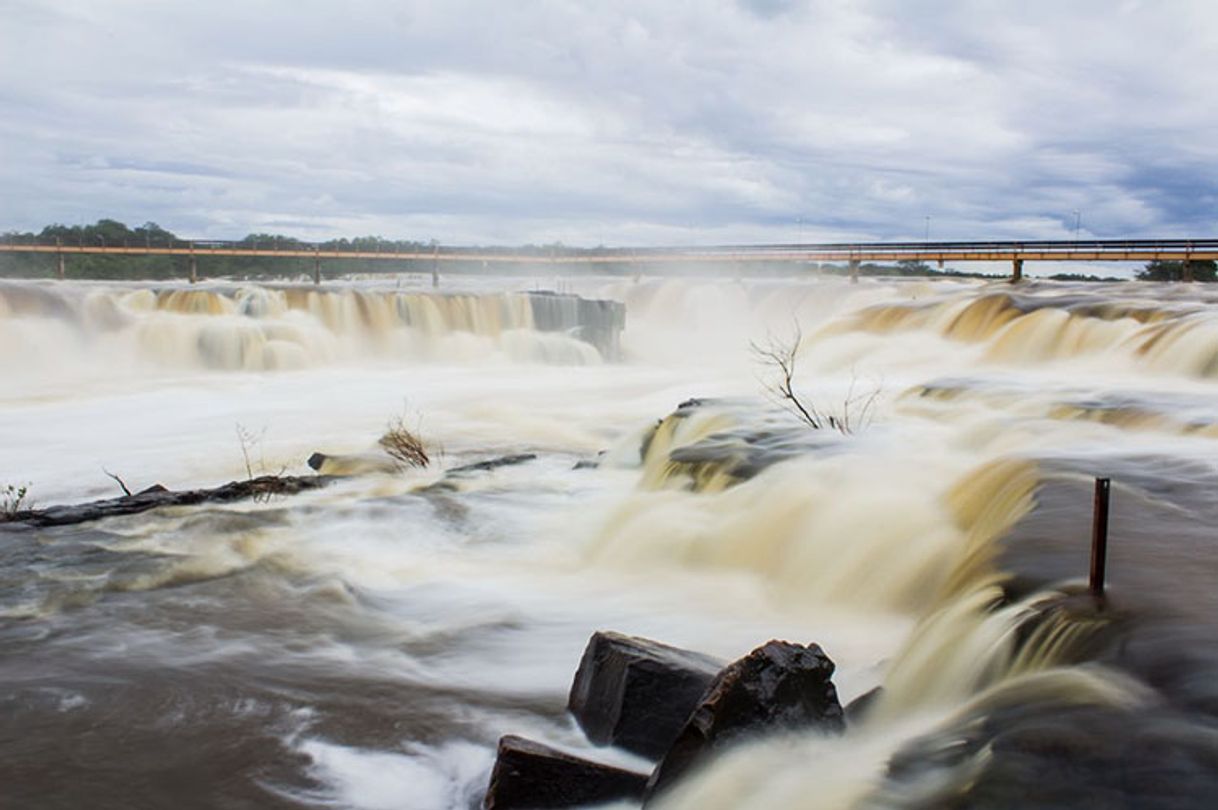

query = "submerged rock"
[
  {"left": 305, "top": 451, "right": 398, "bottom": 475},
  {"left": 447, "top": 453, "right": 537, "bottom": 476},
  {"left": 569, "top": 631, "right": 724, "bottom": 760},
  {"left": 483, "top": 735, "right": 647, "bottom": 810},
  {"left": 845, "top": 685, "right": 884, "bottom": 725},
  {"left": 646, "top": 640, "right": 845, "bottom": 799}
]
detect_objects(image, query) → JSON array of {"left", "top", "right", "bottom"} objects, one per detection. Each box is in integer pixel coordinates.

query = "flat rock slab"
[
  {"left": 3, "top": 476, "right": 335, "bottom": 528},
  {"left": 484, "top": 735, "right": 647, "bottom": 810},
  {"left": 569, "top": 631, "right": 724, "bottom": 760},
  {"left": 647, "top": 640, "right": 845, "bottom": 799}
]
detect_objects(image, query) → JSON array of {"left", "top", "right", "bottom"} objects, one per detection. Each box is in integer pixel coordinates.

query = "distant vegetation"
[
  {"left": 0, "top": 219, "right": 440, "bottom": 280},
  {"left": 1136, "top": 259, "right": 1218, "bottom": 282}
]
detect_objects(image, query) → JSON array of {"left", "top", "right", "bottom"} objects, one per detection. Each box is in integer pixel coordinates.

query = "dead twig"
[
  {"left": 102, "top": 468, "right": 132, "bottom": 497},
  {"left": 751, "top": 323, "right": 882, "bottom": 435},
  {"left": 751, "top": 322, "right": 826, "bottom": 430},
  {"left": 235, "top": 423, "right": 265, "bottom": 482}
]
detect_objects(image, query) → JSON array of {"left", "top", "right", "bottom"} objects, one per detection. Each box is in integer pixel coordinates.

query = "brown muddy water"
[{"left": 3, "top": 275, "right": 1218, "bottom": 809}]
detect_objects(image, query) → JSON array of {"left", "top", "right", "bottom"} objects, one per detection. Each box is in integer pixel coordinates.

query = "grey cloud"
[{"left": 1, "top": 0, "right": 1216, "bottom": 245}]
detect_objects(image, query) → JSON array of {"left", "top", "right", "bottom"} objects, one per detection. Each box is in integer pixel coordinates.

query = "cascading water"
[{"left": 3, "top": 274, "right": 1218, "bottom": 809}]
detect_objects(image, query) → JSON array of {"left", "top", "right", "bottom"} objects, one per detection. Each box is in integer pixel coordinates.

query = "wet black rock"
[
  {"left": 3, "top": 475, "right": 334, "bottom": 528},
  {"left": 568, "top": 631, "right": 724, "bottom": 760},
  {"left": 646, "top": 640, "right": 845, "bottom": 799},
  {"left": 483, "top": 735, "right": 648, "bottom": 810}
]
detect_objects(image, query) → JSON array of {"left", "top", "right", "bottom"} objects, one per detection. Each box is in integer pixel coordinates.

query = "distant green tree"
[{"left": 1137, "top": 259, "right": 1218, "bottom": 282}]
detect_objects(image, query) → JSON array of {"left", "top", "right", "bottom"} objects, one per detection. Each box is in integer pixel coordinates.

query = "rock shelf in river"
[{"left": 1, "top": 475, "right": 335, "bottom": 528}]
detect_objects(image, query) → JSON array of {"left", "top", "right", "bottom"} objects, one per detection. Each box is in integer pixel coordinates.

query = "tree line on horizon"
[{"left": 0, "top": 218, "right": 1212, "bottom": 281}]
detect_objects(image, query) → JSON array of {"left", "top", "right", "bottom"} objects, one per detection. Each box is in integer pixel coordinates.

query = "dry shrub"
[{"left": 379, "top": 417, "right": 430, "bottom": 470}]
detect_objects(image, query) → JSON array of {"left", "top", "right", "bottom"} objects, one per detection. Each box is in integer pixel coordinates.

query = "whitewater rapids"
[{"left": 3, "top": 273, "right": 1218, "bottom": 809}]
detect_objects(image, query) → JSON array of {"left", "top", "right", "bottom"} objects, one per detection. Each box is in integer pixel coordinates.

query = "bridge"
[{"left": 3, "top": 238, "right": 1216, "bottom": 284}]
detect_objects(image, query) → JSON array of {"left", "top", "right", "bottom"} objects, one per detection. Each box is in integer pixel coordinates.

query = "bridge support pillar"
[
  {"left": 1183, "top": 259, "right": 1194, "bottom": 282},
  {"left": 1011, "top": 258, "right": 1024, "bottom": 283},
  {"left": 57, "top": 253, "right": 65, "bottom": 281},
  {"left": 189, "top": 256, "right": 198, "bottom": 284},
  {"left": 432, "top": 245, "right": 440, "bottom": 288},
  {"left": 55, "top": 237, "right": 65, "bottom": 280},
  {"left": 849, "top": 259, "right": 860, "bottom": 284},
  {"left": 313, "top": 248, "right": 321, "bottom": 285}
]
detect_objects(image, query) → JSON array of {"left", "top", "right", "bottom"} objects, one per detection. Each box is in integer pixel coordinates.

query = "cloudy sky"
[{"left": 1, "top": 0, "right": 1216, "bottom": 247}]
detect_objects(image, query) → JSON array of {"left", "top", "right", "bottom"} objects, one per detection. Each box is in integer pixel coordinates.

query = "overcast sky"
[{"left": 1, "top": 0, "right": 1216, "bottom": 246}]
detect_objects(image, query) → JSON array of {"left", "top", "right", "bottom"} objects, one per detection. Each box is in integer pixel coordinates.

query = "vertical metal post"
[
  {"left": 313, "top": 246, "right": 321, "bottom": 285},
  {"left": 1089, "top": 477, "right": 1111, "bottom": 599},
  {"left": 56, "top": 237, "right": 65, "bottom": 280},
  {"left": 1011, "top": 258, "right": 1024, "bottom": 283}
]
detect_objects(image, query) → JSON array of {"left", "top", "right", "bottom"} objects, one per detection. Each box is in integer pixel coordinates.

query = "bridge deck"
[{"left": 3, "top": 239, "right": 1217, "bottom": 263}]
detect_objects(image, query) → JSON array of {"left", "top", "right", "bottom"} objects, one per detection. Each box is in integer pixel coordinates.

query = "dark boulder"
[
  {"left": 483, "top": 735, "right": 648, "bottom": 810},
  {"left": 646, "top": 640, "right": 845, "bottom": 799},
  {"left": 569, "top": 631, "right": 723, "bottom": 760}
]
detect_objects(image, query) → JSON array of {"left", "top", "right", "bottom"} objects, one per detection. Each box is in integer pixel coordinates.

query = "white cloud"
[{"left": 1, "top": 0, "right": 1216, "bottom": 244}]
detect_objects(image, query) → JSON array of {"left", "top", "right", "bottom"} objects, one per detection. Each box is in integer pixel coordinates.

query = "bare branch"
[
  {"left": 102, "top": 468, "right": 132, "bottom": 497},
  {"left": 235, "top": 423, "right": 266, "bottom": 482},
  {"left": 751, "top": 324, "right": 882, "bottom": 435},
  {"left": 751, "top": 321, "right": 824, "bottom": 430}
]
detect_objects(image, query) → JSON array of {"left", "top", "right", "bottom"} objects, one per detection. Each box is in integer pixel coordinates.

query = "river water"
[{"left": 2, "top": 274, "right": 1218, "bottom": 809}]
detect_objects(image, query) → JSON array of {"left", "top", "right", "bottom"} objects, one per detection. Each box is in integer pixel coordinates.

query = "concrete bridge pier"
[
  {"left": 1011, "top": 258, "right": 1024, "bottom": 283},
  {"left": 189, "top": 256, "right": 198, "bottom": 284},
  {"left": 55, "top": 237, "right": 65, "bottom": 280},
  {"left": 1183, "top": 258, "right": 1194, "bottom": 282},
  {"left": 849, "top": 259, "right": 860, "bottom": 283},
  {"left": 313, "top": 248, "right": 321, "bottom": 285}
]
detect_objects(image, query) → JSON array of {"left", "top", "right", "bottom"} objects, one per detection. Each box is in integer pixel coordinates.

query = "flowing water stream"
[{"left": 3, "top": 274, "right": 1218, "bottom": 809}]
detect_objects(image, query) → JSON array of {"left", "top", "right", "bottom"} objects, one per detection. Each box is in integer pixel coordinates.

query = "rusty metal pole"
[
  {"left": 1089, "top": 477, "right": 1111, "bottom": 599},
  {"left": 1183, "top": 257, "right": 1194, "bottom": 283},
  {"left": 1011, "top": 258, "right": 1024, "bottom": 283}
]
